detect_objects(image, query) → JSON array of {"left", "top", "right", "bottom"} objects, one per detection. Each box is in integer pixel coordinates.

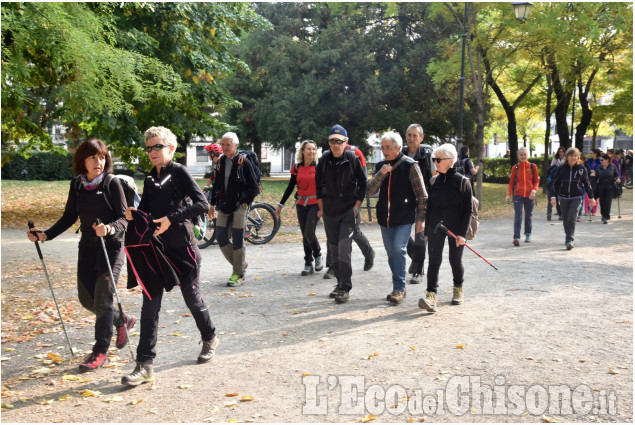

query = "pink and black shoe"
[
  {"left": 79, "top": 352, "right": 109, "bottom": 372},
  {"left": 115, "top": 314, "right": 136, "bottom": 350}
]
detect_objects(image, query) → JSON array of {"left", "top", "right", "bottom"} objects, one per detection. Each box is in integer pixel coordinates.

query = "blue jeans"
[
  {"left": 380, "top": 224, "right": 413, "bottom": 292},
  {"left": 513, "top": 195, "right": 534, "bottom": 239}
]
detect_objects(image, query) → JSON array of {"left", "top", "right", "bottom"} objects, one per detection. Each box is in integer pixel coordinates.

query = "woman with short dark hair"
[
  {"left": 592, "top": 154, "right": 621, "bottom": 224},
  {"left": 550, "top": 147, "right": 595, "bottom": 250},
  {"left": 26, "top": 138, "right": 132, "bottom": 372}
]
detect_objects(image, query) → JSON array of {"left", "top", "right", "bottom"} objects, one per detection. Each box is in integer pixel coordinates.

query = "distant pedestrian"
[
  {"left": 209, "top": 132, "right": 260, "bottom": 287},
  {"left": 592, "top": 154, "right": 621, "bottom": 224},
  {"left": 454, "top": 146, "right": 479, "bottom": 192},
  {"left": 585, "top": 149, "right": 601, "bottom": 216},
  {"left": 367, "top": 131, "right": 427, "bottom": 305},
  {"left": 316, "top": 124, "right": 368, "bottom": 304},
  {"left": 402, "top": 124, "right": 433, "bottom": 285},
  {"left": 506, "top": 147, "right": 539, "bottom": 245},
  {"left": 547, "top": 146, "right": 566, "bottom": 221},
  {"left": 550, "top": 147, "right": 595, "bottom": 250},
  {"left": 121, "top": 126, "right": 217, "bottom": 387},
  {"left": 275, "top": 140, "right": 323, "bottom": 276},
  {"left": 27, "top": 139, "right": 133, "bottom": 373},
  {"left": 419, "top": 144, "right": 472, "bottom": 313}
]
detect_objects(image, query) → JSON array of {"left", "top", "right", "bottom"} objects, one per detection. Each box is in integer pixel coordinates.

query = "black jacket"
[
  {"left": 425, "top": 168, "right": 472, "bottom": 239},
  {"left": 45, "top": 174, "right": 128, "bottom": 245},
  {"left": 210, "top": 153, "right": 260, "bottom": 214},
  {"left": 373, "top": 154, "right": 418, "bottom": 227},
  {"left": 138, "top": 161, "right": 209, "bottom": 248},
  {"left": 315, "top": 150, "right": 367, "bottom": 216},
  {"left": 402, "top": 145, "right": 433, "bottom": 192},
  {"left": 551, "top": 162, "right": 593, "bottom": 199}
]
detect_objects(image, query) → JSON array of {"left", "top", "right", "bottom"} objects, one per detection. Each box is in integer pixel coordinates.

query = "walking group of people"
[{"left": 507, "top": 145, "right": 625, "bottom": 251}]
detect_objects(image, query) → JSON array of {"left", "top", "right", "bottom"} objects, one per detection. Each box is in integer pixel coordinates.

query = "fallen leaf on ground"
[
  {"left": 62, "top": 375, "right": 80, "bottom": 381},
  {"left": 178, "top": 385, "right": 192, "bottom": 389},
  {"left": 58, "top": 395, "right": 74, "bottom": 401},
  {"left": 224, "top": 400, "right": 238, "bottom": 407},
  {"left": 307, "top": 293, "right": 317, "bottom": 296},
  {"left": 4, "top": 348, "right": 15, "bottom": 352},
  {"left": 608, "top": 369, "right": 619, "bottom": 375},
  {"left": 361, "top": 414, "right": 376, "bottom": 423},
  {"left": 37, "top": 399, "right": 54, "bottom": 405},
  {"left": 131, "top": 399, "right": 143, "bottom": 405},
  {"left": 240, "top": 395, "right": 255, "bottom": 402},
  {"left": 81, "top": 389, "right": 100, "bottom": 398},
  {"left": 1, "top": 403, "right": 14, "bottom": 409},
  {"left": 302, "top": 372, "right": 310, "bottom": 376},
  {"left": 47, "top": 353, "right": 64, "bottom": 362},
  {"left": 542, "top": 416, "right": 560, "bottom": 423},
  {"left": 31, "top": 367, "right": 52, "bottom": 375},
  {"left": 227, "top": 420, "right": 240, "bottom": 423},
  {"left": 104, "top": 396, "right": 123, "bottom": 403},
  {"left": 225, "top": 393, "right": 239, "bottom": 397},
  {"left": 410, "top": 346, "right": 416, "bottom": 351}
]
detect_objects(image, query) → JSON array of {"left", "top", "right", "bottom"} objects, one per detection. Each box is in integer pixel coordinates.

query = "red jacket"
[{"left": 507, "top": 161, "right": 539, "bottom": 197}]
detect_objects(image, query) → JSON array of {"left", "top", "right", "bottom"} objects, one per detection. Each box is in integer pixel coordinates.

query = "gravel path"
[{"left": 1, "top": 191, "right": 632, "bottom": 423}]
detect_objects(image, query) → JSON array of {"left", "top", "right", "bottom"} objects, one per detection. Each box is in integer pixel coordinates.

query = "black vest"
[{"left": 375, "top": 154, "right": 417, "bottom": 227}]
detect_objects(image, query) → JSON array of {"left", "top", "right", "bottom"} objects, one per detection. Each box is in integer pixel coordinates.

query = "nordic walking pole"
[
  {"left": 95, "top": 219, "right": 135, "bottom": 360},
  {"left": 434, "top": 221, "right": 499, "bottom": 271},
  {"left": 617, "top": 195, "right": 621, "bottom": 219},
  {"left": 27, "top": 221, "right": 75, "bottom": 355}
]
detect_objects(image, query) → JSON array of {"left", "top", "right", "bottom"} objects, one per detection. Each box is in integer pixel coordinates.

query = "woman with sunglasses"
[
  {"left": 591, "top": 154, "right": 620, "bottom": 224},
  {"left": 121, "top": 126, "right": 217, "bottom": 387},
  {"left": 26, "top": 138, "right": 132, "bottom": 372},
  {"left": 275, "top": 140, "right": 323, "bottom": 276},
  {"left": 550, "top": 147, "right": 595, "bottom": 250},
  {"left": 419, "top": 143, "right": 472, "bottom": 313}
]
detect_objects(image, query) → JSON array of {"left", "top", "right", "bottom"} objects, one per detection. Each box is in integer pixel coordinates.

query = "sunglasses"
[
  {"left": 432, "top": 157, "right": 452, "bottom": 163},
  {"left": 145, "top": 144, "right": 169, "bottom": 153},
  {"left": 328, "top": 139, "right": 346, "bottom": 145}
]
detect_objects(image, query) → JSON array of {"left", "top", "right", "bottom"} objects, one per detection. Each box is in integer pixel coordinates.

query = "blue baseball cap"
[{"left": 329, "top": 124, "right": 348, "bottom": 141}]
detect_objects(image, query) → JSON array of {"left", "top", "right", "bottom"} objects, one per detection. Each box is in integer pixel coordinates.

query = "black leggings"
[
  {"left": 426, "top": 229, "right": 465, "bottom": 293},
  {"left": 296, "top": 204, "right": 321, "bottom": 265}
]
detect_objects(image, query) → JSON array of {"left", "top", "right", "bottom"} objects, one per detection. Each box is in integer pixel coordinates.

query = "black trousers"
[
  {"left": 137, "top": 245, "right": 215, "bottom": 363},
  {"left": 77, "top": 240, "right": 125, "bottom": 354},
  {"left": 325, "top": 212, "right": 373, "bottom": 268},
  {"left": 323, "top": 210, "right": 356, "bottom": 292},
  {"left": 426, "top": 229, "right": 465, "bottom": 293},
  {"left": 406, "top": 231, "right": 427, "bottom": 274},
  {"left": 296, "top": 203, "right": 321, "bottom": 265},
  {"left": 598, "top": 184, "right": 614, "bottom": 220}
]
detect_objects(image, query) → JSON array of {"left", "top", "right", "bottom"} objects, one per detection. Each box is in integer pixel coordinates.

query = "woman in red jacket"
[
  {"left": 275, "top": 140, "right": 323, "bottom": 275},
  {"left": 505, "top": 147, "right": 539, "bottom": 246}
]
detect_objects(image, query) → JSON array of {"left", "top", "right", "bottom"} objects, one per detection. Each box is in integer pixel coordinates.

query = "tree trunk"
[
  {"left": 574, "top": 70, "right": 597, "bottom": 151},
  {"left": 591, "top": 127, "right": 598, "bottom": 150},
  {"left": 542, "top": 73, "right": 553, "bottom": 193},
  {"left": 548, "top": 52, "right": 572, "bottom": 149},
  {"left": 175, "top": 132, "right": 190, "bottom": 166}
]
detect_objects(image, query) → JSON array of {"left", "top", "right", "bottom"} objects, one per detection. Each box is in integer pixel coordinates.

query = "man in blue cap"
[{"left": 316, "top": 125, "right": 368, "bottom": 304}]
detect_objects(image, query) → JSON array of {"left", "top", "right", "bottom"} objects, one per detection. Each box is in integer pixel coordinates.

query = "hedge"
[
  {"left": 480, "top": 157, "right": 548, "bottom": 185},
  {"left": 1, "top": 152, "right": 75, "bottom": 180}
]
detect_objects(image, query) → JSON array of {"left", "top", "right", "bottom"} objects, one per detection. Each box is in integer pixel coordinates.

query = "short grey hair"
[
  {"left": 406, "top": 124, "right": 424, "bottom": 137},
  {"left": 144, "top": 126, "right": 177, "bottom": 149},
  {"left": 222, "top": 132, "right": 239, "bottom": 146},
  {"left": 433, "top": 143, "right": 458, "bottom": 164},
  {"left": 380, "top": 131, "right": 403, "bottom": 149}
]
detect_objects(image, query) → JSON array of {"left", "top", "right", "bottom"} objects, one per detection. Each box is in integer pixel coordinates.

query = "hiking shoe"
[
  {"left": 301, "top": 265, "right": 314, "bottom": 276},
  {"left": 121, "top": 361, "right": 154, "bottom": 386},
  {"left": 363, "top": 250, "right": 376, "bottom": 271},
  {"left": 565, "top": 241, "right": 574, "bottom": 250},
  {"left": 409, "top": 273, "right": 422, "bottom": 285},
  {"left": 602, "top": 218, "right": 608, "bottom": 224},
  {"left": 115, "top": 314, "right": 136, "bottom": 350},
  {"left": 314, "top": 255, "right": 324, "bottom": 272},
  {"left": 408, "top": 262, "right": 419, "bottom": 275},
  {"left": 227, "top": 274, "right": 245, "bottom": 287},
  {"left": 418, "top": 291, "right": 437, "bottom": 313},
  {"left": 323, "top": 267, "right": 335, "bottom": 279},
  {"left": 334, "top": 291, "right": 350, "bottom": 304},
  {"left": 329, "top": 285, "right": 343, "bottom": 298},
  {"left": 388, "top": 290, "right": 406, "bottom": 305},
  {"left": 79, "top": 352, "right": 108, "bottom": 372},
  {"left": 546, "top": 215, "right": 551, "bottom": 221},
  {"left": 197, "top": 335, "right": 219, "bottom": 364},
  {"left": 576, "top": 217, "right": 581, "bottom": 222},
  {"left": 525, "top": 234, "right": 531, "bottom": 243},
  {"left": 451, "top": 286, "right": 464, "bottom": 305},
  {"left": 513, "top": 239, "right": 520, "bottom": 246}
]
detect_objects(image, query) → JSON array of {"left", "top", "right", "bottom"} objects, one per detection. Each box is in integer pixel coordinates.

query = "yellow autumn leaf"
[
  {"left": 302, "top": 372, "right": 310, "bottom": 376},
  {"left": 59, "top": 394, "right": 74, "bottom": 401},
  {"left": 37, "top": 399, "right": 54, "bottom": 405},
  {"left": 542, "top": 416, "right": 561, "bottom": 423},
  {"left": 21, "top": 314, "right": 34, "bottom": 320},
  {"left": 410, "top": 346, "right": 416, "bottom": 351},
  {"left": 171, "top": 332, "right": 182, "bottom": 337},
  {"left": 225, "top": 393, "right": 239, "bottom": 397},
  {"left": 178, "top": 384, "right": 192, "bottom": 389},
  {"left": 456, "top": 344, "right": 465, "bottom": 349},
  {"left": 307, "top": 293, "right": 317, "bottom": 296},
  {"left": 227, "top": 420, "right": 240, "bottom": 423},
  {"left": 192, "top": 76, "right": 199, "bottom": 84},
  {"left": 608, "top": 369, "right": 619, "bottom": 375},
  {"left": 131, "top": 399, "right": 143, "bottom": 405},
  {"left": 224, "top": 400, "right": 238, "bottom": 407},
  {"left": 4, "top": 348, "right": 15, "bottom": 352},
  {"left": 47, "top": 353, "right": 64, "bottom": 362},
  {"left": 81, "top": 389, "right": 100, "bottom": 398},
  {"left": 2, "top": 403, "right": 14, "bottom": 409},
  {"left": 240, "top": 395, "right": 255, "bottom": 402},
  {"left": 62, "top": 374, "right": 80, "bottom": 381},
  {"left": 361, "top": 414, "right": 376, "bottom": 423},
  {"left": 408, "top": 419, "right": 415, "bottom": 423},
  {"left": 373, "top": 352, "right": 379, "bottom": 356},
  {"left": 104, "top": 396, "right": 123, "bottom": 403}
]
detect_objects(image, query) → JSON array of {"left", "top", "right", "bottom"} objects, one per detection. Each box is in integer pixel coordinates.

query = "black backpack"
[
  {"left": 236, "top": 150, "right": 262, "bottom": 193},
  {"left": 75, "top": 174, "right": 140, "bottom": 211},
  {"left": 547, "top": 164, "right": 560, "bottom": 194},
  {"left": 454, "top": 157, "right": 471, "bottom": 178}
]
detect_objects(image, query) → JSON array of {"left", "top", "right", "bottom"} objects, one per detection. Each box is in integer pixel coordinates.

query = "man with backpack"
[
  {"left": 454, "top": 146, "right": 479, "bottom": 192},
  {"left": 505, "top": 147, "right": 539, "bottom": 246},
  {"left": 209, "top": 132, "right": 260, "bottom": 287},
  {"left": 316, "top": 125, "right": 368, "bottom": 304},
  {"left": 402, "top": 124, "right": 433, "bottom": 285}
]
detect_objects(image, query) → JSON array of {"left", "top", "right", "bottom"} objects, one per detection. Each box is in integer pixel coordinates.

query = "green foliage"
[
  {"left": 481, "top": 157, "right": 545, "bottom": 184},
  {"left": 1, "top": 152, "right": 74, "bottom": 180}
]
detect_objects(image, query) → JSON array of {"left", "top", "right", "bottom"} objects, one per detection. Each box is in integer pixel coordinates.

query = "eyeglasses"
[
  {"left": 145, "top": 144, "right": 169, "bottom": 153},
  {"left": 432, "top": 157, "right": 452, "bottom": 163},
  {"left": 328, "top": 139, "right": 345, "bottom": 145}
]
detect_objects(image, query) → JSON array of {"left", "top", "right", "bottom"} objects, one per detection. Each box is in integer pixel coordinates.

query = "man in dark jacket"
[
  {"left": 402, "top": 124, "right": 433, "bottom": 285},
  {"left": 209, "top": 132, "right": 260, "bottom": 286},
  {"left": 316, "top": 125, "right": 368, "bottom": 304}
]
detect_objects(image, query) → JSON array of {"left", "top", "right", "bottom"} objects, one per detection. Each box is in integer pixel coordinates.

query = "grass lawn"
[{"left": 1, "top": 177, "right": 547, "bottom": 229}]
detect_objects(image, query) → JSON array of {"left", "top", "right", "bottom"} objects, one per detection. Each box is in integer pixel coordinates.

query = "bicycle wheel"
[
  {"left": 245, "top": 203, "right": 280, "bottom": 245},
  {"left": 197, "top": 214, "right": 218, "bottom": 249}
]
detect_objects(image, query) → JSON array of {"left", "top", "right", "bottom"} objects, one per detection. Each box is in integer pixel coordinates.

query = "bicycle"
[{"left": 197, "top": 196, "right": 280, "bottom": 249}]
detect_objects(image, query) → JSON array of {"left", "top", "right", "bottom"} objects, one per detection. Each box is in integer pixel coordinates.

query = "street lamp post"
[
  {"left": 512, "top": 2, "right": 533, "bottom": 21},
  {"left": 457, "top": 4, "right": 468, "bottom": 145}
]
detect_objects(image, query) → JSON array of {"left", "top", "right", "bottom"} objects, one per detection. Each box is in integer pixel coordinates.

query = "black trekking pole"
[
  {"left": 27, "top": 221, "right": 75, "bottom": 355},
  {"left": 434, "top": 221, "right": 499, "bottom": 271},
  {"left": 95, "top": 219, "right": 135, "bottom": 360},
  {"left": 617, "top": 195, "right": 621, "bottom": 219}
]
